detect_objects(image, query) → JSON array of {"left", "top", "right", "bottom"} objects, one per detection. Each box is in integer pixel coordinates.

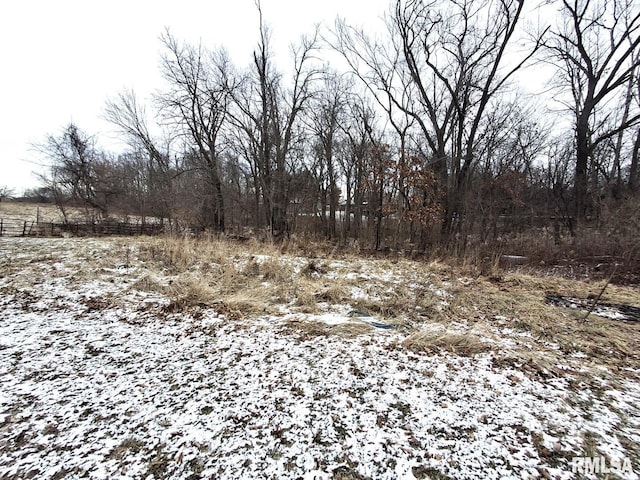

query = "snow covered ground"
[{"left": 0, "top": 237, "right": 638, "bottom": 479}]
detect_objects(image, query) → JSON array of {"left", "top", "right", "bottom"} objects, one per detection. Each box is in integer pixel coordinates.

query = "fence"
[{"left": 0, "top": 220, "right": 165, "bottom": 238}]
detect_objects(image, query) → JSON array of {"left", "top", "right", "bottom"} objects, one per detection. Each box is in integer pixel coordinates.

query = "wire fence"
[{"left": 0, "top": 220, "right": 165, "bottom": 238}]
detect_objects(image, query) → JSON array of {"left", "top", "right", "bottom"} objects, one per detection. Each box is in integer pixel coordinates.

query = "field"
[
  {"left": 1, "top": 234, "right": 639, "bottom": 479},
  {"left": 0, "top": 201, "right": 163, "bottom": 237},
  {"left": 0, "top": 201, "right": 97, "bottom": 225},
  {"left": 0, "top": 201, "right": 162, "bottom": 227}
]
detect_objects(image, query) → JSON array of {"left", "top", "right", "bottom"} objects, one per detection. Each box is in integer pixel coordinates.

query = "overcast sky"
[{"left": 0, "top": 0, "right": 391, "bottom": 193}]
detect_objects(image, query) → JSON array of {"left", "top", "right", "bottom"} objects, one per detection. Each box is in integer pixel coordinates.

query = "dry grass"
[
  {"left": 0, "top": 201, "right": 69, "bottom": 223},
  {"left": 165, "top": 275, "right": 218, "bottom": 309},
  {"left": 281, "top": 318, "right": 373, "bottom": 340},
  {"left": 134, "top": 236, "right": 449, "bottom": 337},
  {"left": 138, "top": 235, "right": 305, "bottom": 318},
  {"left": 441, "top": 272, "right": 640, "bottom": 371},
  {"left": 1, "top": 233, "right": 592, "bottom": 378},
  {"left": 0, "top": 200, "right": 165, "bottom": 225},
  {"left": 292, "top": 286, "right": 322, "bottom": 314},
  {"left": 133, "top": 234, "right": 640, "bottom": 371},
  {"left": 403, "top": 331, "right": 491, "bottom": 356},
  {"left": 3, "top": 232, "right": 639, "bottom": 382},
  {"left": 131, "top": 274, "right": 166, "bottom": 294}
]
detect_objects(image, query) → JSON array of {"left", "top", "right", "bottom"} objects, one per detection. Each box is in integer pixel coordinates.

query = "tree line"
[{"left": 38, "top": 0, "right": 640, "bottom": 255}]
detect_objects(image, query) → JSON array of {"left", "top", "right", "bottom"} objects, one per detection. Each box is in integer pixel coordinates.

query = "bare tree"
[
  {"left": 111, "top": 150, "right": 157, "bottom": 222},
  {"left": 333, "top": 0, "right": 545, "bottom": 241},
  {"left": 157, "top": 31, "right": 236, "bottom": 232},
  {"left": 307, "top": 72, "right": 353, "bottom": 238},
  {"left": 104, "top": 90, "right": 175, "bottom": 221},
  {"left": 545, "top": 0, "right": 640, "bottom": 219},
  {"left": 337, "top": 96, "right": 377, "bottom": 241},
  {"left": 0, "top": 186, "right": 14, "bottom": 202},
  {"left": 229, "top": 1, "right": 320, "bottom": 240},
  {"left": 611, "top": 58, "right": 637, "bottom": 194},
  {"left": 37, "top": 123, "right": 115, "bottom": 221},
  {"left": 630, "top": 127, "right": 640, "bottom": 191}
]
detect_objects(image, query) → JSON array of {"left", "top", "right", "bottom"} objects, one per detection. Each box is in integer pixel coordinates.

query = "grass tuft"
[{"left": 281, "top": 318, "right": 373, "bottom": 340}]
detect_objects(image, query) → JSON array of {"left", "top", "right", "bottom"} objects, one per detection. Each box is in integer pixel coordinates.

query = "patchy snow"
[
  {"left": 1, "top": 237, "right": 639, "bottom": 480},
  {"left": 350, "top": 286, "right": 379, "bottom": 302},
  {"left": 591, "top": 307, "right": 629, "bottom": 321},
  {"left": 282, "top": 311, "right": 354, "bottom": 326}
]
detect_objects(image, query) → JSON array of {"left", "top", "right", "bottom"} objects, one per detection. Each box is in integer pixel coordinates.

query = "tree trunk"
[
  {"left": 271, "top": 158, "right": 288, "bottom": 241},
  {"left": 575, "top": 114, "right": 591, "bottom": 221},
  {"left": 612, "top": 74, "right": 635, "bottom": 193},
  {"left": 353, "top": 160, "right": 363, "bottom": 238},
  {"left": 328, "top": 171, "right": 337, "bottom": 239},
  {"left": 343, "top": 173, "right": 352, "bottom": 239},
  {"left": 630, "top": 128, "right": 640, "bottom": 192},
  {"left": 213, "top": 174, "right": 225, "bottom": 232}
]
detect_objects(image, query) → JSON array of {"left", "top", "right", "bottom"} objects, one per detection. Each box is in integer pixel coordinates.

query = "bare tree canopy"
[
  {"left": 545, "top": 0, "right": 640, "bottom": 218},
  {"left": 155, "top": 30, "right": 237, "bottom": 232},
  {"left": 36, "top": 123, "right": 116, "bottom": 221},
  {"left": 227, "top": 1, "right": 321, "bottom": 240},
  {"left": 332, "top": 0, "right": 545, "bottom": 236},
  {"left": 0, "top": 185, "right": 14, "bottom": 202}
]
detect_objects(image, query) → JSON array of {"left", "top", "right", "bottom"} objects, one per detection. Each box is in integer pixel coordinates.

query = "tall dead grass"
[
  {"left": 134, "top": 234, "right": 640, "bottom": 372},
  {"left": 135, "top": 235, "right": 449, "bottom": 325},
  {"left": 137, "top": 235, "right": 295, "bottom": 317},
  {"left": 441, "top": 272, "right": 640, "bottom": 370}
]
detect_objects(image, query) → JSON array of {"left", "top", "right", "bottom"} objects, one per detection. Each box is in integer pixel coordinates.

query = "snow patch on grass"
[{"left": 1, "top": 237, "right": 639, "bottom": 479}]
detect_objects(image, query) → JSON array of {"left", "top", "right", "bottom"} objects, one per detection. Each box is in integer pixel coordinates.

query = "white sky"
[{"left": 0, "top": 0, "right": 391, "bottom": 193}]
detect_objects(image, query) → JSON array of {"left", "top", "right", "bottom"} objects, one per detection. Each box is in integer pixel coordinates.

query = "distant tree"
[
  {"left": 307, "top": 72, "right": 352, "bottom": 238},
  {"left": 0, "top": 186, "right": 14, "bottom": 202},
  {"left": 109, "top": 150, "right": 157, "bottom": 221},
  {"left": 37, "top": 123, "right": 116, "bottom": 221},
  {"left": 157, "top": 31, "right": 236, "bottom": 232},
  {"left": 337, "top": 96, "right": 377, "bottom": 240},
  {"left": 21, "top": 187, "right": 52, "bottom": 203},
  {"left": 228, "top": 2, "right": 320, "bottom": 241},
  {"left": 104, "top": 90, "right": 175, "bottom": 221},
  {"left": 545, "top": 0, "right": 640, "bottom": 220}
]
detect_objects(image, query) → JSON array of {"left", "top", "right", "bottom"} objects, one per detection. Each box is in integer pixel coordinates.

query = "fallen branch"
[{"left": 582, "top": 263, "right": 618, "bottom": 324}]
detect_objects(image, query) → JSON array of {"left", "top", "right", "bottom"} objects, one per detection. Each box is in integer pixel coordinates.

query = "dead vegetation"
[
  {"left": 403, "top": 331, "right": 491, "bottom": 356},
  {"left": 281, "top": 318, "right": 374, "bottom": 340},
  {"left": 135, "top": 236, "right": 453, "bottom": 325},
  {"left": 2, "top": 234, "right": 638, "bottom": 382},
  {"left": 127, "top": 235, "right": 640, "bottom": 378},
  {"left": 441, "top": 272, "right": 640, "bottom": 368}
]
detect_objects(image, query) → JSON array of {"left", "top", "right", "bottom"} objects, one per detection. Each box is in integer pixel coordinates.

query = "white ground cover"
[{"left": 0, "top": 238, "right": 638, "bottom": 480}]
